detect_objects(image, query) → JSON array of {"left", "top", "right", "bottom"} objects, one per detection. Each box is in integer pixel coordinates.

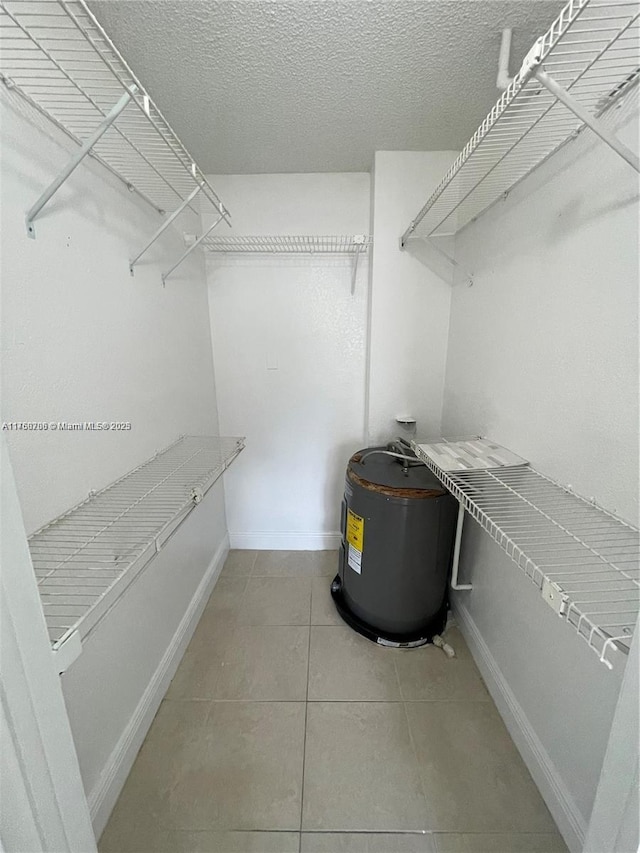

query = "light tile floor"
[{"left": 99, "top": 550, "right": 568, "bottom": 853}]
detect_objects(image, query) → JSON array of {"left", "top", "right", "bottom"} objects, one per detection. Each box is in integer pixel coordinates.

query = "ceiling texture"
[{"left": 89, "top": 1, "right": 565, "bottom": 174}]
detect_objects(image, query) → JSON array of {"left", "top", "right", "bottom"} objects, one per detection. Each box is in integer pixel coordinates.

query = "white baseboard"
[
  {"left": 454, "top": 602, "right": 586, "bottom": 853},
  {"left": 88, "top": 534, "right": 229, "bottom": 838},
  {"left": 229, "top": 531, "right": 341, "bottom": 550}
]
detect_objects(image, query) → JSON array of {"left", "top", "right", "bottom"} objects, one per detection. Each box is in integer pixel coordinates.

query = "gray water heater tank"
[{"left": 331, "top": 445, "right": 457, "bottom": 646}]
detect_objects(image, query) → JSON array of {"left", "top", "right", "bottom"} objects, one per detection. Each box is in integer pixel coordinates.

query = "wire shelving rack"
[
  {"left": 28, "top": 435, "right": 244, "bottom": 664},
  {"left": 0, "top": 0, "right": 229, "bottom": 273},
  {"left": 203, "top": 235, "right": 372, "bottom": 254},
  {"left": 401, "top": 0, "right": 640, "bottom": 243},
  {"left": 204, "top": 235, "right": 372, "bottom": 293},
  {"left": 413, "top": 439, "right": 639, "bottom": 670}
]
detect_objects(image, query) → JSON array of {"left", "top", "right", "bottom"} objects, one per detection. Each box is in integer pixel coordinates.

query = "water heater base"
[{"left": 330, "top": 574, "right": 448, "bottom": 649}]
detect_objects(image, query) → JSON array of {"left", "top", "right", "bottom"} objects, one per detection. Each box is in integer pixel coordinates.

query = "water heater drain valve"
[{"left": 432, "top": 634, "right": 456, "bottom": 658}]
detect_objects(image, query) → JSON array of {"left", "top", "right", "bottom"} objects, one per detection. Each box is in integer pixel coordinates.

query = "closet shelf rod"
[{"left": 25, "top": 85, "right": 136, "bottom": 238}]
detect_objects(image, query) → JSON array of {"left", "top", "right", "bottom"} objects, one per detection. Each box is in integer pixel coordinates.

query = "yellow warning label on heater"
[{"left": 346, "top": 509, "right": 364, "bottom": 551}]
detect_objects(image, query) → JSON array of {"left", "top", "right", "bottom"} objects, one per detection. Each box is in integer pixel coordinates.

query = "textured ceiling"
[{"left": 89, "top": 1, "right": 565, "bottom": 173}]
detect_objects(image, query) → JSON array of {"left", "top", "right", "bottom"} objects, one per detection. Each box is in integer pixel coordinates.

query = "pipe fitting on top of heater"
[{"left": 358, "top": 450, "right": 421, "bottom": 466}]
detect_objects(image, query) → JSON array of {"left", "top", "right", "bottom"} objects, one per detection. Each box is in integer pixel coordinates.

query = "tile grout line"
[
  {"left": 298, "top": 567, "right": 315, "bottom": 852},
  {"left": 392, "top": 649, "right": 438, "bottom": 846},
  {"left": 156, "top": 552, "right": 256, "bottom": 825},
  {"left": 396, "top": 654, "right": 435, "bottom": 843},
  {"left": 250, "top": 549, "right": 259, "bottom": 576},
  {"left": 209, "top": 558, "right": 254, "bottom": 698}
]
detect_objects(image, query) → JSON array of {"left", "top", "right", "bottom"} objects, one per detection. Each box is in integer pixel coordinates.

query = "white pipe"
[
  {"left": 433, "top": 634, "right": 456, "bottom": 658},
  {"left": 432, "top": 634, "right": 456, "bottom": 658},
  {"left": 451, "top": 502, "right": 472, "bottom": 590},
  {"left": 497, "top": 28, "right": 513, "bottom": 91}
]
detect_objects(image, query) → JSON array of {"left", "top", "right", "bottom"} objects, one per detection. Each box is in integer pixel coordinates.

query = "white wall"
[
  {"left": 584, "top": 616, "right": 639, "bottom": 853},
  {"left": 1, "top": 438, "right": 96, "bottom": 853},
  {"left": 444, "top": 107, "right": 639, "bottom": 526},
  {"left": 443, "top": 103, "right": 639, "bottom": 851},
  {"left": 206, "top": 173, "right": 370, "bottom": 550},
  {"left": 367, "top": 151, "right": 458, "bottom": 444},
  {"left": 1, "top": 90, "right": 230, "bottom": 835},
  {"left": 1, "top": 92, "right": 221, "bottom": 535},
  {"left": 205, "top": 160, "right": 458, "bottom": 549}
]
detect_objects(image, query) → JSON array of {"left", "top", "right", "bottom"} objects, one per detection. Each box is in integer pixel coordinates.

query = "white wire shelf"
[
  {"left": 203, "top": 235, "right": 372, "bottom": 254},
  {"left": 0, "top": 0, "right": 229, "bottom": 237},
  {"left": 413, "top": 439, "right": 639, "bottom": 670},
  {"left": 402, "top": 0, "right": 640, "bottom": 242},
  {"left": 28, "top": 435, "right": 244, "bottom": 653}
]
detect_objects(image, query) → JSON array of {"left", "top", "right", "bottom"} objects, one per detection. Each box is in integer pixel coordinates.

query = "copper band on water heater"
[{"left": 348, "top": 454, "right": 446, "bottom": 500}]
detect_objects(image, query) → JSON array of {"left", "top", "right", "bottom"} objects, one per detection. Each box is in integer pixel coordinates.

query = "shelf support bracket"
[
  {"left": 130, "top": 182, "right": 204, "bottom": 274},
  {"left": 534, "top": 68, "right": 640, "bottom": 173},
  {"left": 401, "top": 235, "right": 473, "bottom": 286},
  {"left": 350, "top": 237, "right": 368, "bottom": 294},
  {"left": 351, "top": 251, "right": 359, "bottom": 295},
  {"left": 451, "top": 502, "right": 473, "bottom": 591},
  {"left": 25, "top": 86, "right": 137, "bottom": 239},
  {"left": 161, "top": 214, "right": 224, "bottom": 285},
  {"left": 51, "top": 630, "right": 82, "bottom": 675}
]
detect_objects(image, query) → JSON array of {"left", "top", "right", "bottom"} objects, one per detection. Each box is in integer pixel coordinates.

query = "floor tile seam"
[
  {"left": 224, "top": 568, "right": 253, "bottom": 650},
  {"left": 434, "top": 831, "right": 564, "bottom": 835},
  {"left": 156, "top": 822, "right": 304, "bottom": 834},
  {"left": 162, "top": 697, "right": 496, "bottom": 705},
  {"left": 166, "top": 829, "right": 302, "bottom": 834},
  {"left": 237, "top": 620, "right": 312, "bottom": 626},
  {"left": 166, "top": 698, "right": 309, "bottom": 704},
  {"left": 302, "top": 698, "right": 495, "bottom": 704},
  {"left": 431, "top": 829, "right": 443, "bottom": 853},
  {"left": 299, "top": 609, "right": 314, "bottom": 841},
  {"left": 392, "top": 652, "right": 406, "bottom": 702},
  {"left": 307, "top": 575, "right": 314, "bottom": 627},
  {"left": 400, "top": 694, "right": 432, "bottom": 831},
  {"left": 300, "top": 830, "right": 438, "bottom": 835}
]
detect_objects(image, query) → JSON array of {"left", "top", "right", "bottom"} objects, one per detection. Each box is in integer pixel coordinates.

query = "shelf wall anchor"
[
  {"left": 534, "top": 68, "right": 640, "bottom": 173},
  {"left": 130, "top": 182, "right": 205, "bottom": 274},
  {"left": 25, "top": 85, "right": 137, "bottom": 238},
  {"left": 161, "top": 214, "right": 224, "bottom": 285}
]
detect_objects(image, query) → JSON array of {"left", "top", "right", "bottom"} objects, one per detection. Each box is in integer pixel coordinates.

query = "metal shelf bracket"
[
  {"left": 541, "top": 577, "right": 568, "bottom": 616},
  {"left": 161, "top": 214, "right": 224, "bottom": 285},
  {"left": 401, "top": 235, "right": 474, "bottom": 287},
  {"left": 25, "top": 86, "right": 137, "bottom": 238},
  {"left": 351, "top": 235, "right": 368, "bottom": 294},
  {"left": 451, "top": 503, "right": 473, "bottom": 591},
  {"left": 130, "top": 182, "right": 205, "bottom": 274},
  {"left": 533, "top": 68, "right": 640, "bottom": 174},
  {"left": 51, "top": 630, "right": 82, "bottom": 675}
]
